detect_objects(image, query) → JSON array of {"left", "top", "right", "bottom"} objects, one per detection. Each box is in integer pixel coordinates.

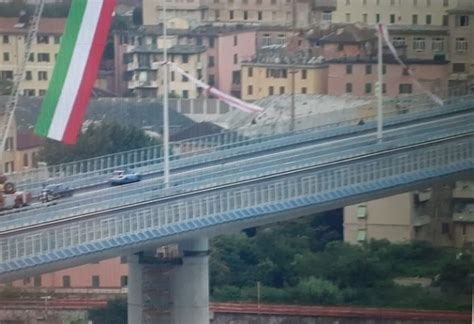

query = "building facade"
[
  {"left": 333, "top": 0, "right": 458, "bottom": 26},
  {"left": 328, "top": 57, "right": 449, "bottom": 97},
  {"left": 0, "top": 17, "right": 65, "bottom": 97}
]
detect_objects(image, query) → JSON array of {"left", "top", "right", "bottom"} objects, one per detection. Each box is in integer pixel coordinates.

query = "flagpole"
[
  {"left": 377, "top": 23, "right": 383, "bottom": 141},
  {"left": 163, "top": 0, "right": 170, "bottom": 187}
]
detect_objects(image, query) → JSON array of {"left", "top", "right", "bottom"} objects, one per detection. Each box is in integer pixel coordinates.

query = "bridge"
[{"left": 0, "top": 93, "right": 473, "bottom": 323}]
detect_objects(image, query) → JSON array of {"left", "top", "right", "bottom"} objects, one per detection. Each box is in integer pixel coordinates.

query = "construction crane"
[{"left": 0, "top": 0, "right": 45, "bottom": 156}]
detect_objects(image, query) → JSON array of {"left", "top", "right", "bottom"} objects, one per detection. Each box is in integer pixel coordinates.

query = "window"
[
  {"left": 229, "top": 10, "right": 234, "bottom": 20},
  {"left": 248, "top": 85, "right": 253, "bottom": 95},
  {"left": 24, "top": 89, "right": 35, "bottom": 96},
  {"left": 413, "top": 37, "right": 425, "bottom": 51},
  {"left": 182, "top": 73, "right": 188, "bottom": 82},
  {"left": 209, "top": 37, "right": 215, "bottom": 48},
  {"left": 120, "top": 256, "right": 127, "bottom": 264},
  {"left": 215, "top": 10, "right": 220, "bottom": 19},
  {"left": 442, "top": 15, "right": 448, "bottom": 26},
  {"left": 37, "top": 35, "right": 49, "bottom": 44},
  {"left": 23, "top": 153, "right": 28, "bottom": 167},
  {"left": 431, "top": 37, "right": 444, "bottom": 52},
  {"left": 121, "top": 276, "right": 128, "bottom": 287},
  {"left": 37, "top": 53, "right": 50, "bottom": 62},
  {"left": 346, "top": 83, "right": 352, "bottom": 93},
  {"left": 357, "top": 205, "right": 367, "bottom": 218},
  {"left": 170, "top": 71, "right": 175, "bottom": 82},
  {"left": 426, "top": 14, "right": 432, "bottom": 25},
  {"left": 4, "top": 137, "right": 13, "bottom": 151},
  {"left": 462, "top": 223, "right": 467, "bottom": 235},
  {"left": 233, "top": 54, "right": 238, "bottom": 64},
  {"left": 2, "top": 35, "right": 8, "bottom": 44},
  {"left": 28, "top": 53, "right": 34, "bottom": 62},
  {"left": 392, "top": 37, "right": 405, "bottom": 46},
  {"left": 382, "top": 83, "right": 387, "bottom": 94},
  {"left": 248, "top": 67, "right": 253, "bottom": 77},
  {"left": 323, "top": 11, "right": 332, "bottom": 21},
  {"left": 209, "top": 74, "right": 215, "bottom": 86},
  {"left": 279, "top": 86, "right": 285, "bottom": 94},
  {"left": 357, "top": 229, "right": 366, "bottom": 242},
  {"left": 399, "top": 83, "right": 413, "bottom": 94},
  {"left": 365, "top": 83, "right": 372, "bottom": 94},
  {"left": 345, "top": 13, "right": 351, "bottom": 22},
  {"left": 456, "top": 37, "right": 468, "bottom": 53},
  {"left": 301, "top": 69, "right": 307, "bottom": 79},
  {"left": 269, "top": 86, "right": 274, "bottom": 95},
  {"left": 262, "top": 34, "right": 271, "bottom": 46},
  {"left": 441, "top": 223, "right": 449, "bottom": 234},
  {"left": 375, "top": 14, "right": 380, "bottom": 23},
  {"left": 182, "top": 54, "right": 189, "bottom": 64},
  {"left": 452, "top": 63, "right": 466, "bottom": 73},
  {"left": 412, "top": 14, "right": 418, "bottom": 24},
  {"left": 276, "top": 34, "right": 286, "bottom": 45},
  {"left": 258, "top": 11, "right": 263, "bottom": 20},
  {"left": 233, "top": 35, "right": 238, "bottom": 46},
  {"left": 92, "top": 276, "right": 100, "bottom": 288},
  {"left": 363, "top": 13, "right": 368, "bottom": 23},
  {"left": 63, "top": 275, "right": 71, "bottom": 288},
  {"left": 3, "top": 52, "right": 9, "bottom": 62},
  {"left": 25, "top": 71, "right": 32, "bottom": 81},
  {"left": 39, "top": 89, "right": 46, "bottom": 96},
  {"left": 4, "top": 161, "right": 14, "bottom": 173},
  {"left": 346, "top": 65, "right": 352, "bottom": 74},
  {"left": 402, "top": 67, "right": 409, "bottom": 75},
  {"left": 244, "top": 11, "right": 248, "bottom": 20},
  {"left": 382, "top": 65, "right": 387, "bottom": 74},
  {"left": 54, "top": 36, "right": 60, "bottom": 44},
  {"left": 390, "top": 14, "right": 395, "bottom": 24},
  {"left": 232, "top": 71, "right": 240, "bottom": 84},
  {"left": 34, "top": 276, "right": 41, "bottom": 287},
  {"left": 208, "top": 56, "right": 215, "bottom": 67},
  {"left": 301, "top": 87, "right": 307, "bottom": 94},
  {"left": 38, "top": 71, "right": 48, "bottom": 81},
  {"left": 182, "top": 90, "right": 189, "bottom": 98},
  {"left": 365, "top": 65, "right": 372, "bottom": 75},
  {"left": 457, "top": 15, "right": 469, "bottom": 27},
  {"left": 337, "top": 43, "right": 344, "bottom": 51}
]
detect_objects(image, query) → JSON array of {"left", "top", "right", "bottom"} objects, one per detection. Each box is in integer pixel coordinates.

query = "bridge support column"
[{"left": 171, "top": 238, "right": 210, "bottom": 324}]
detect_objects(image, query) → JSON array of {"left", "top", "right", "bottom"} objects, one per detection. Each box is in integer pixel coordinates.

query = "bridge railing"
[
  {"left": 0, "top": 135, "right": 472, "bottom": 266},
  {"left": 8, "top": 92, "right": 474, "bottom": 192}
]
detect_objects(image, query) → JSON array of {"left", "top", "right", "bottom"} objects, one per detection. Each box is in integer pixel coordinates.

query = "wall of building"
[
  {"left": 241, "top": 64, "right": 328, "bottom": 101},
  {"left": 333, "top": 0, "right": 458, "bottom": 26},
  {"left": 328, "top": 62, "right": 449, "bottom": 97},
  {"left": 0, "top": 115, "right": 17, "bottom": 174},
  {"left": 344, "top": 193, "right": 414, "bottom": 244},
  {"left": 388, "top": 29, "right": 449, "bottom": 61}
]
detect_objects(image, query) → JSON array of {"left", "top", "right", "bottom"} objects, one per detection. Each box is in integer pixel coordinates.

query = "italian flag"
[{"left": 35, "top": 0, "right": 116, "bottom": 144}]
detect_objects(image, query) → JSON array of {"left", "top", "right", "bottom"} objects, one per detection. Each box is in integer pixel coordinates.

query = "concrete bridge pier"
[
  {"left": 171, "top": 238, "right": 210, "bottom": 324},
  {"left": 127, "top": 238, "right": 210, "bottom": 324}
]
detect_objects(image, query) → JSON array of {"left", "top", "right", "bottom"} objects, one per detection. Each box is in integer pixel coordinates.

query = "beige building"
[
  {"left": 143, "top": 0, "right": 337, "bottom": 28},
  {"left": 241, "top": 48, "right": 328, "bottom": 101},
  {"left": 447, "top": 1, "right": 474, "bottom": 88},
  {"left": 333, "top": 0, "right": 458, "bottom": 26},
  {"left": 0, "top": 18, "right": 64, "bottom": 97},
  {"left": 344, "top": 181, "right": 474, "bottom": 249},
  {"left": 0, "top": 113, "right": 17, "bottom": 175},
  {"left": 126, "top": 36, "right": 207, "bottom": 98}
]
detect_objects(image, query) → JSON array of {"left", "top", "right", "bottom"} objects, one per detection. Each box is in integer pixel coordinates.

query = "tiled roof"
[
  {"left": 0, "top": 17, "right": 65, "bottom": 35},
  {"left": 16, "top": 130, "right": 43, "bottom": 150},
  {"left": 128, "top": 44, "right": 207, "bottom": 54},
  {"left": 320, "top": 24, "right": 375, "bottom": 44}
]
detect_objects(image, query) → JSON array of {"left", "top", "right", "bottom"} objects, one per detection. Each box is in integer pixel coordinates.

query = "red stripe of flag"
[{"left": 62, "top": 0, "right": 116, "bottom": 144}]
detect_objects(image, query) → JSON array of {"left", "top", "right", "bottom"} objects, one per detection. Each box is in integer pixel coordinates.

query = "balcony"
[
  {"left": 453, "top": 181, "right": 474, "bottom": 199},
  {"left": 128, "top": 80, "right": 158, "bottom": 89},
  {"left": 453, "top": 203, "right": 474, "bottom": 223},
  {"left": 312, "top": 0, "right": 336, "bottom": 11}
]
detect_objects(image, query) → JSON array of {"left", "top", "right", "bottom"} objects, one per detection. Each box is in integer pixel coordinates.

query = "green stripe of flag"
[{"left": 35, "top": 0, "right": 88, "bottom": 136}]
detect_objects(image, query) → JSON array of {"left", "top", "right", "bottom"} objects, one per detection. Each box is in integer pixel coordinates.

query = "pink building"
[
  {"left": 9, "top": 258, "right": 128, "bottom": 291},
  {"left": 320, "top": 24, "right": 376, "bottom": 60},
  {"left": 328, "top": 57, "right": 449, "bottom": 97}
]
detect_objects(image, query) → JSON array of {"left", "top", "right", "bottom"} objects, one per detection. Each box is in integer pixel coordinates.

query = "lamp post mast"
[
  {"left": 163, "top": 0, "right": 170, "bottom": 187},
  {"left": 377, "top": 23, "right": 384, "bottom": 141}
]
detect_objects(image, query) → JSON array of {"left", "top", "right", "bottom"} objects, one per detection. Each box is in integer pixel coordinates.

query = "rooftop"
[
  {"left": 128, "top": 44, "right": 207, "bottom": 55},
  {"left": 328, "top": 54, "right": 449, "bottom": 65},
  {"left": 242, "top": 48, "right": 326, "bottom": 67},
  {"left": 320, "top": 24, "right": 375, "bottom": 44},
  {"left": 139, "top": 24, "right": 257, "bottom": 37},
  {"left": 16, "top": 130, "right": 43, "bottom": 150},
  {"left": 0, "top": 17, "right": 65, "bottom": 35}
]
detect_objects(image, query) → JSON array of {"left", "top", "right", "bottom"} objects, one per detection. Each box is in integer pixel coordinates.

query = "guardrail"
[
  {"left": 0, "top": 135, "right": 472, "bottom": 269},
  {"left": 9, "top": 94, "right": 474, "bottom": 194}
]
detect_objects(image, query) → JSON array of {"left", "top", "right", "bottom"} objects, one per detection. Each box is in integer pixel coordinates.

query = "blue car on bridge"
[{"left": 109, "top": 169, "right": 142, "bottom": 186}]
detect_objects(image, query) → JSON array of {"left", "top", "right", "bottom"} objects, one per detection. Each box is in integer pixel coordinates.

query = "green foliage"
[
  {"left": 209, "top": 212, "right": 472, "bottom": 311},
  {"left": 39, "top": 122, "right": 159, "bottom": 165},
  {"left": 88, "top": 298, "right": 127, "bottom": 324}
]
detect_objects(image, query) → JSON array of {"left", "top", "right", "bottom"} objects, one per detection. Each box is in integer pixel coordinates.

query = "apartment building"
[
  {"left": 333, "top": 0, "right": 458, "bottom": 26},
  {"left": 447, "top": 1, "right": 474, "bottom": 88},
  {"left": 328, "top": 56, "right": 449, "bottom": 97},
  {"left": 0, "top": 113, "right": 17, "bottom": 175},
  {"left": 0, "top": 17, "right": 64, "bottom": 97},
  {"left": 126, "top": 36, "right": 207, "bottom": 98},
  {"left": 143, "top": 0, "right": 337, "bottom": 28},
  {"left": 241, "top": 48, "right": 328, "bottom": 101},
  {"left": 345, "top": 181, "right": 474, "bottom": 249}
]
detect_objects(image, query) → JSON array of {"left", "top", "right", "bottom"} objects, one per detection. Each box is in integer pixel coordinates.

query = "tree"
[
  {"left": 88, "top": 299, "right": 127, "bottom": 324},
  {"left": 39, "top": 122, "right": 159, "bottom": 165}
]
